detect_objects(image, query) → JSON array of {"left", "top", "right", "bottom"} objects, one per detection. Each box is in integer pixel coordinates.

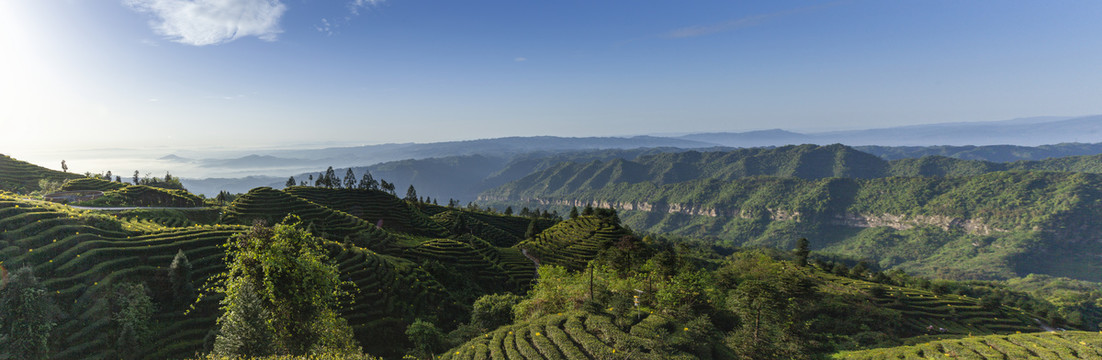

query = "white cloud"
[
  {"left": 315, "top": 18, "right": 334, "bottom": 36},
  {"left": 125, "top": 0, "right": 287, "bottom": 46},
  {"left": 514, "top": 57, "right": 527, "bottom": 62},
  {"left": 348, "top": 0, "right": 384, "bottom": 15}
]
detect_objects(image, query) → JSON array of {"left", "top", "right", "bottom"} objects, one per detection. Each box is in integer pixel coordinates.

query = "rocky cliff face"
[
  {"left": 829, "top": 213, "right": 1005, "bottom": 235},
  {"left": 489, "top": 196, "right": 1004, "bottom": 235}
]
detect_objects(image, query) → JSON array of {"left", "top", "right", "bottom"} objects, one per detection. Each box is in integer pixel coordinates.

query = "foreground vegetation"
[{"left": 3, "top": 153, "right": 1102, "bottom": 359}]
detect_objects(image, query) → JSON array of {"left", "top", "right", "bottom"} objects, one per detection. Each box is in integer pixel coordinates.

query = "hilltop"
[{"left": 0, "top": 153, "right": 83, "bottom": 193}]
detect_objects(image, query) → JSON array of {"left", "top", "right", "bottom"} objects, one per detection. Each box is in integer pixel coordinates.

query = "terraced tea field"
[
  {"left": 286, "top": 187, "right": 449, "bottom": 237},
  {"left": 439, "top": 311, "right": 711, "bottom": 360},
  {"left": 419, "top": 203, "right": 558, "bottom": 240},
  {"left": 0, "top": 153, "right": 83, "bottom": 193},
  {"left": 222, "top": 187, "right": 397, "bottom": 250},
  {"left": 0, "top": 194, "right": 242, "bottom": 359},
  {"left": 517, "top": 216, "right": 631, "bottom": 271},
  {"left": 0, "top": 192, "right": 472, "bottom": 359},
  {"left": 60, "top": 177, "right": 129, "bottom": 191},
  {"left": 432, "top": 210, "right": 523, "bottom": 246},
  {"left": 828, "top": 276, "right": 1038, "bottom": 336},
  {"left": 833, "top": 331, "right": 1102, "bottom": 359}
]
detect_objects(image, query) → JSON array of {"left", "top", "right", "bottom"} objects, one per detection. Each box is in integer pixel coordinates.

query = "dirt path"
[{"left": 521, "top": 248, "right": 541, "bottom": 279}]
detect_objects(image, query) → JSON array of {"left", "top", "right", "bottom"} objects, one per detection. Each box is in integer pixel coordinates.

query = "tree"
[
  {"left": 324, "top": 167, "right": 337, "bottom": 189},
  {"left": 569, "top": 206, "right": 579, "bottom": 219},
  {"left": 211, "top": 217, "right": 359, "bottom": 356},
  {"left": 525, "top": 219, "right": 538, "bottom": 239},
  {"left": 380, "top": 180, "right": 395, "bottom": 195},
  {"left": 133, "top": 170, "right": 140, "bottom": 185},
  {"left": 216, "top": 191, "right": 229, "bottom": 204},
  {"left": 112, "top": 283, "right": 154, "bottom": 360},
  {"left": 61, "top": 160, "right": 68, "bottom": 173},
  {"left": 504, "top": 206, "right": 513, "bottom": 216},
  {"left": 358, "top": 172, "right": 378, "bottom": 190},
  {"left": 308, "top": 174, "right": 314, "bottom": 186},
  {"left": 168, "top": 249, "right": 195, "bottom": 307},
  {"left": 115, "top": 175, "right": 122, "bottom": 183},
  {"left": 405, "top": 319, "right": 445, "bottom": 359},
  {"left": 470, "top": 293, "right": 522, "bottom": 331},
  {"left": 405, "top": 185, "right": 418, "bottom": 202},
  {"left": 285, "top": 176, "right": 296, "bottom": 188},
  {"left": 722, "top": 256, "right": 815, "bottom": 360},
  {"left": 794, "top": 238, "right": 810, "bottom": 267},
  {"left": 0, "top": 266, "right": 59, "bottom": 360},
  {"left": 211, "top": 280, "right": 273, "bottom": 357},
  {"left": 582, "top": 204, "right": 595, "bottom": 216},
  {"left": 344, "top": 169, "right": 356, "bottom": 189},
  {"left": 104, "top": 170, "right": 113, "bottom": 181}
]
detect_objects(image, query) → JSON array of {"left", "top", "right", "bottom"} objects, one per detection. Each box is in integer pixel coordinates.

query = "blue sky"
[{"left": 2, "top": 0, "right": 1102, "bottom": 158}]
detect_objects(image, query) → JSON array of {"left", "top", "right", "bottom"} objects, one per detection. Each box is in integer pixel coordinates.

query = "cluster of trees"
[
  {"left": 288, "top": 167, "right": 395, "bottom": 194},
  {"left": 208, "top": 217, "right": 361, "bottom": 357},
  {"left": 287, "top": 167, "right": 444, "bottom": 206},
  {"left": 439, "top": 199, "right": 562, "bottom": 220}
]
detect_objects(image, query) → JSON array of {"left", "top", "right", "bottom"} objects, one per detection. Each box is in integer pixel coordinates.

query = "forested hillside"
[
  {"left": 483, "top": 144, "right": 1102, "bottom": 199},
  {"left": 481, "top": 147, "right": 1102, "bottom": 282},
  {"left": 857, "top": 142, "right": 1102, "bottom": 162}
]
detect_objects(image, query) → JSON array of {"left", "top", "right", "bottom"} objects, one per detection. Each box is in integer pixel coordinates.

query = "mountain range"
[{"left": 178, "top": 115, "right": 1102, "bottom": 197}]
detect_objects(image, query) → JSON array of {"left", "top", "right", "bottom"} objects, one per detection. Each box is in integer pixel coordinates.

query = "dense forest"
[{"left": 2, "top": 151, "right": 1102, "bottom": 359}]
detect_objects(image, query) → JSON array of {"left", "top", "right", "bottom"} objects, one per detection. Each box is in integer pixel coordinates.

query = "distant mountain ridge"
[
  {"left": 175, "top": 115, "right": 1102, "bottom": 196},
  {"left": 479, "top": 144, "right": 1102, "bottom": 200},
  {"left": 678, "top": 115, "right": 1102, "bottom": 147},
  {"left": 856, "top": 143, "right": 1102, "bottom": 162}
]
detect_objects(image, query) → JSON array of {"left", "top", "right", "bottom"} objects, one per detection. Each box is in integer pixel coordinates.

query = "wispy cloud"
[
  {"left": 514, "top": 57, "right": 527, "bottom": 62},
  {"left": 348, "top": 0, "right": 385, "bottom": 15},
  {"left": 124, "top": 0, "right": 288, "bottom": 46},
  {"left": 662, "top": 2, "right": 843, "bottom": 39},
  {"left": 315, "top": 18, "right": 334, "bottom": 36}
]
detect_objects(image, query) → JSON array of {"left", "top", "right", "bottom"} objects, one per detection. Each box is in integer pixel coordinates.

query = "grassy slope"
[{"left": 0, "top": 153, "right": 83, "bottom": 193}]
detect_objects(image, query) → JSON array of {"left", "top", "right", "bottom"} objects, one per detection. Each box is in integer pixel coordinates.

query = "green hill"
[
  {"left": 483, "top": 145, "right": 1102, "bottom": 201},
  {"left": 5, "top": 153, "right": 1101, "bottom": 359},
  {"left": 517, "top": 216, "right": 632, "bottom": 271},
  {"left": 0, "top": 153, "right": 83, "bottom": 193},
  {"left": 857, "top": 142, "right": 1102, "bottom": 162},
  {"left": 285, "top": 186, "right": 449, "bottom": 237},
  {"left": 833, "top": 331, "right": 1102, "bottom": 359},
  {"left": 60, "top": 177, "right": 129, "bottom": 192},
  {"left": 0, "top": 192, "right": 475, "bottom": 359},
  {"left": 222, "top": 187, "right": 398, "bottom": 250},
  {"left": 76, "top": 185, "right": 205, "bottom": 207},
  {"left": 439, "top": 310, "right": 720, "bottom": 360},
  {"left": 484, "top": 171, "right": 1102, "bottom": 281}
]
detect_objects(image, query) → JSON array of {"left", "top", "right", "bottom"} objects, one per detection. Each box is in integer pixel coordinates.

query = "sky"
[{"left": 2, "top": 0, "right": 1102, "bottom": 163}]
